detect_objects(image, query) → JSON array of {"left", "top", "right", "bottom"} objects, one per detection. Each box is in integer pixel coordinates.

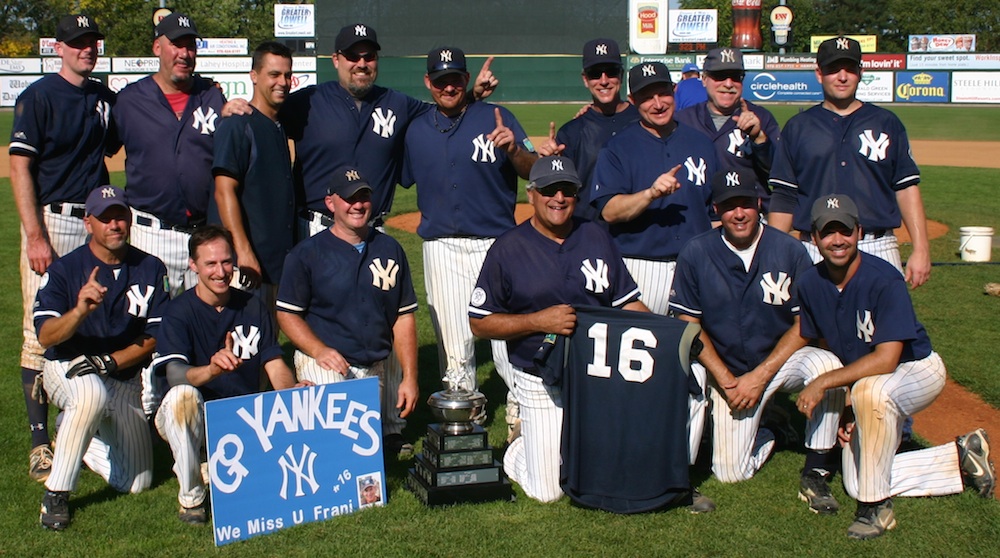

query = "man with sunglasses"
[
  {"left": 537, "top": 39, "right": 638, "bottom": 222},
  {"left": 675, "top": 48, "right": 779, "bottom": 208},
  {"left": 10, "top": 14, "right": 118, "bottom": 483},
  {"left": 469, "top": 156, "right": 646, "bottom": 503}
]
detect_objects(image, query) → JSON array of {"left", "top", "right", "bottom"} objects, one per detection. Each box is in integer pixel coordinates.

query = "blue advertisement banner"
[
  {"left": 894, "top": 71, "right": 950, "bottom": 103},
  {"left": 745, "top": 71, "right": 824, "bottom": 103},
  {"left": 205, "top": 377, "right": 385, "bottom": 546}
]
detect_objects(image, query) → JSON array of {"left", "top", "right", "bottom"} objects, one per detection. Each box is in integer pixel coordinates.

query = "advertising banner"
[
  {"left": 856, "top": 71, "right": 893, "bottom": 103},
  {"left": 0, "top": 58, "right": 42, "bottom": 74},
  {"left": 669, "top": 9, "right": 718, "bottom": 44},
  {"left": 894, "top": 72, "right": 950, "bottom": 103},
  {"left": 810, "top": 35, "right": 877, "bottom": 52},
  {"left": 745, "top": 71, "right": 823, "bottom": 102},
  {"left": 951, "top": 72, "right": 1000, "bottom": 103},
  {"left": 909, "top": 34, "right": 976, "bottom": 53},
  {"left": 274, "top": 4, "right": 316, "bottom": 38},
  {"left": 629, "top": 0, "right": 669, "bottom": 54},
  {"left": 196, "top": 38, "right": 249, "bottom": 56},
  {"left": 862, "top": 54, "right": 906, "bottom": 71},
  {"left": 1, "top": 75, "right": 43, "bottom": 107},
  {"left": 908, "top": 53, "right": 1000, "bottom": 70}
]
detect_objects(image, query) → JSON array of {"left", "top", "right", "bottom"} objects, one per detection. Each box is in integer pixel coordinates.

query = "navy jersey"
[
  {"left": 155, "top": 288, "right": 283, "bottom": 401},
  {"left": 591, "top": 121, "right": 719, "bottom": 260},
  {"left": 469, "top": 218, "right": 640, "bottom": 371},
  {"left": 556, "top": 305, "right": 698, "bottom": 513},
  {"left": 674, "top": 100, "right": 780, "bottom": 205},
  {"left": 33, "top": 244, "right": 169, "bottom": 378},
  {"left": 669, "top": 226, "right": 813, "bottom": 375},
  {"left": 769, "top": 103, "right": 920, "bottom": 233},
  {"left": 210, "top": 108, "right": 295, "bottom": 283},
  {"left": 280, "top": 82, "right": 428, "bottom": 219},
  {"left": 9, "top": 74, "right": 117, "bottom": 204},
  {"left": 555, "top": 105, "right": 640, "bottom": 221},
  {"left": 798, "top": 254, "right": 932, "bottom": 365},
  {"left": 673, "top": 78, "right": 708, "bottom": 111},
  {"left": 276, "top": 228, "right": 418, "bottom": 365},
  {"left": 115, "top": 76, "right": 227, "bottom": 225},
  {"left": 402, "top": 100, "right": 529, "bottom": 240}
]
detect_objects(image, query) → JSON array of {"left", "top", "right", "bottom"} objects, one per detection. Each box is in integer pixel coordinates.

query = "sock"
[{"left": 23, "top": 367, "right": 49, "bottom": 448}]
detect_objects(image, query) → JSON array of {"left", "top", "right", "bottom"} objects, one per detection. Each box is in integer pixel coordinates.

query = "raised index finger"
[
  {"left": 549, "top": 121, "right": 557, "bottom": 140},
  {"left": 666, "top": 164, "right": 682, "bottom": 177},
  {"left": 740, "top": 98, "right": 750, "bottom": 114},
  {"left": 494, "top": 107, "right": 504, "bottom": 127},
  {"left": 87, "top": 266, "right": 101, "bottom": 285},
  {"left": 480, "top": 55, "right": 494, "bottom": 74}
]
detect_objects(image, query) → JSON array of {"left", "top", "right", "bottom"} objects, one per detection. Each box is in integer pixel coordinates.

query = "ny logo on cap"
[
  {"left": 725, "top": 172, "right": 740, "bottom": 187},
  {"left": 827, "top": 197, "right": 840, "bottom": 209},
  {"left": 642, "top": 64, "right": 656, "bottom": 77},
  {"left": 551, "top": 159, "right": 564, "bottom": 172},
  {"left": 345, "top": 169, "right": 361, "bottom": 181},
  {"left": 101, "top": 186, "right": 116, "bottom": 198},
  {"left": 178, "top": 16, "right": 191, "bottom": 28},
  {"left": 77, "top": 16, "right": 90, "bottom": 28},
  {"left": 595, "top": 43, "right": 608, "bottom": 56},
  {"left": 440, "top": 50, "right": 452, "bottom": 62},
  {"left": 836, "top": 37, "right": 850, "bottom": 50},
  {"left": 355, "top": 24, "right": 368, "bottom": 36},
  {"left": 721, "top": 49, "right": 736, "bottom": 63}
]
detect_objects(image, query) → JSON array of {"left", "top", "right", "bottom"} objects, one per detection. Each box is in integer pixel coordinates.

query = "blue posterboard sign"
[{"left": 205, "top": 377, "right": 384, "bottom": 546}]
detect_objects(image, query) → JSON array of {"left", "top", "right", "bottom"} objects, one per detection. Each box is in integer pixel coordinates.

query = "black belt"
[
  {"left": 300, "top": 210, "right": 334, "bottom": 228},
  {"left": 135, "top": 215, "right": 205, "bottom": 234},
  {"left": 799, "top": 229, "right": 890, "bottom": 242},
  {"left": 48, "top": 203, "right": 86, "bottom": 219}
]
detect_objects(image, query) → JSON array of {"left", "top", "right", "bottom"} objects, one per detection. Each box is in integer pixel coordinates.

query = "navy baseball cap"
[
  {"left": 817, "top": 36, "right": 862, "bottom": 68},
  {"left": 328, "top": 166, "right": 372, "bottom": 198},
  {"left": 811, "top": 194, "right": 860, "bottom": 231},
  {"left": 85, "top": 186, "right": 129, "bottom": 217},
  {"left": 582, "top": 38, "right": 622, "bottom": 70},
  {"left": 529, "top": 156, "right": 582, "bottom": 190},
  {"left": 56, "top": 14, "right": 104, "bottom": 43},
  {"left": 711, "top": 169, "right": 760, "bottom": 204},
  {"left": 682, "top": 63, "right": 699, "bottom": 74},
  {"left": 703, "top": 48, "right": 745, "bottom": 73},
  {"left": 360, "top": 477, "right": 376, "bottom": 489},
  {"left": 628, "top": 62, "right": 673, "bottom": 94},
  {"left": 155, "top": 13, "right": 199, "bottom": 41},
  {"left": 427, "top": 47, "right": 467, "bottom": 80},
  {"left": 335, "top": 23, "right": 381, "bottom": 52}
]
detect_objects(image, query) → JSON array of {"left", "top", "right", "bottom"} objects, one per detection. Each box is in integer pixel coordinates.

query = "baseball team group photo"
[{"left": 2, "top": 3, "right": 1000, "bottom": 555}]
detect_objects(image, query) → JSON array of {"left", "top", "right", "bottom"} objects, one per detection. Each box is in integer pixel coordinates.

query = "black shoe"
[
  {"left": 799, "top": 469, "right": 839, "bottom": 515},
  {"left": 40, "top": 490, "right": 70, "bottom": 531},
  {"left": 384, "top": 433, "right": 414, "bottom": 458}
]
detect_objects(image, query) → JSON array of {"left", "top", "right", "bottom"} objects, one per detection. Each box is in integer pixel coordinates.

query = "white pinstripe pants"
[
  {"left": 154, "top": 384, "right": 206, "bottom": 509},
  {"left": 623, "top": 258, "right": 676, "bottom": 316},
  {"left": 129, "top": 208, "right": 197, "bottom": 297},
  {"left": 43, "top": 361, "right": 152, "bottom": 494},
  {"left": 294, "top": 352, "right": 401, "bottom": 435},
  {"left": 503, "top": 366, "right": 564, "bottom": 503},
  {"left": 702, "top": 347, "right": 845, "bottom": 483},
  {"left": 842, "top": 352, "right": 963, "bottom": 502}
]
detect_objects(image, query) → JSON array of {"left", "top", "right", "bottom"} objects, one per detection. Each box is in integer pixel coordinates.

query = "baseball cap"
[
  {"left": 628, "top": 62, "right": 673, "bottom": 94},
  {"left": 328, "top": 166, "right": 372, "bottom": 198},
  {"left": 335, "top": 23, "right": 381, "bottom": 52},
  {"left": 528, "top": 156, "right": 582, "bottom": 190},
  {"left": 56, "top": 14, "right": 104, "bottom": 43},
  {"left": 155, "top": 13, "right": 199, "bottom": 41},
  {"left": 817, "top": 36, "right": 862, "bottom": 68},
  {"left": 582, "top": 38, "right": 622, "bottom": 70},
  {"left": 811, "top": 194, "right": 860, "bottom": 232},
  {"left": 360, "top": 477, "right": 376, "bottom": 489},
  {"left": 711, "top": 169, "right": 760, "bottom": 204},
  {"left": 682, "top": 63, "right": 699, "bottom": 74},
  {"left": 703, "top": 48, "right": 745, "bottom": 73},
  {"left": 85, "top": 186, "right": 129, "bottom": 217},
  {"left": 427, "top": 47, "right": 467, "bottom": 80}
]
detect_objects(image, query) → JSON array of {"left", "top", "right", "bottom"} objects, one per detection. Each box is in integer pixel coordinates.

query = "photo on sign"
[{"left": 357, "top": 472, "right": 384, "bottom": 508}]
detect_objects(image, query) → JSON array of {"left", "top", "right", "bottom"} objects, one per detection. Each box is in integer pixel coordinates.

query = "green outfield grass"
[{"left": 1, "top": 106, "right": 999, "bottom": 555}]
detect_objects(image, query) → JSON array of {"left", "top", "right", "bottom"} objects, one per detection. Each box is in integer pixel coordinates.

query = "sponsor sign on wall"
[
  {"left": 745, "top": 71, "right": 823, "bottom": 102},
  {"left": 862, "top": 54, "right": 906, "bottom": 71},
  {"left": 196, "top": 38, "right": 249, "bottom": 56},
  {"left": 107, "top": 75, "right": 146, "bottom": 93},
  {"left": 894, "top": 72, "right": 950, "bottom": 103},
  {"left": 668, "top": 9, "right": 718, "bottom": 43},
  {"left": 43, "top": 58, "right": 111, "bottom": 74},
  {"left": 810, "top": 35, "right": 877, "bottom": 53},
  {"left": 856, "top": 71, "right": 893, "bottom": 103},
  {"left": 908, "top": 54, "right": 1000, "bottom": 70},
  {"left": 112, "top": 57, "right": 160, "bottom": 73},
  {"left": 40, "top": 38, "right": 105, "bottom": 56},
  {"left": 0, "top": 58, "right": 43, "bottom": 74},
  {"left": 764, "top": 54, "right": 817, "bottom": 70},
  {"left": 1, "top": 75, "right": 44, "bottom": 107},
  {"left": 951, "top": 72, "right": 1000, "bottom": 103},
  {"left": 909, "top": 34, "right": 976, "bottom": 53},
  {"left": 274, "top": 3, "right": 316, "bottom": 38}
]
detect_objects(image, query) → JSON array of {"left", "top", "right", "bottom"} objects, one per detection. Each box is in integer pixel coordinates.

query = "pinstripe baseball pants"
[
  {"left": 129, "top": 208, "right": 197, "bottom": 297},
  {"left": 154, "top": 384, "right": 207, "bottom": 509},
  {"left": 623, "top": 258, "right": 676, "bottom": 316},
  {"left": 294, "top": 352, "right": 402, "bottom": 435},
  {"left": 503, "top": 365, "right": 564, "bottom": 503}
]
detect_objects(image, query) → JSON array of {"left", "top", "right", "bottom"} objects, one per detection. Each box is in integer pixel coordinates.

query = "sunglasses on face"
[
  {"left": 339, "top": 50, "right": 377, "bottom": 62},
  {"left": 585, "top": 65, "right": 623, "bottom": 80},
  {"left": 534, "top": 183, "right": 580, "bottom": 197},
  {"left": 706, "top": 71, "right": 745, "bottom": 83}
]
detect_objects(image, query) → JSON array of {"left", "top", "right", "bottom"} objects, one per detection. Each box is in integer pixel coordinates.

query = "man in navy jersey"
[
  {"left": 768, "top": 36, "right": 931, "bottom": 289},
  {"left": 35, "top": 187, "right": 169, "bottom": 530},
  {"left": 276, "top": 167, "right": 419, "bottom": 456},
  {"left": 211, "top": 42, "right": 296, "bottom": 299},
  {"left": 153, "top": 226, "right": 302, "bottom": 524},
  {"left": 795, "top": 194, "right": 995, "bottom": 540},
  {"left": 9, "top": 14, "right": 117, "bottom": 482},
  {"left": 469, "top": 156, "right": 647, "bottom": 503},
  {"left": 669, "top": 168, "right": 844, "bottom": 513},
  {"left": 590, "top": 61, "right": 718, "bottom": 315}
]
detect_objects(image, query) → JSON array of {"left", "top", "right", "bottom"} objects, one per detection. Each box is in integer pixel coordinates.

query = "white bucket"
[{"left": 959, "top": 226, "right": 994, "bottom": 262}]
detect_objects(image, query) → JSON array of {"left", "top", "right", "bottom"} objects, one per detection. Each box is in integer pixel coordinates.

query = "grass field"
[{"left": 1, "top": 105, "right": 999, "bottom": 555}]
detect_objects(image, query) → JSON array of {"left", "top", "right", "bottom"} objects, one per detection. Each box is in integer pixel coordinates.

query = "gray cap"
[
  {"left": 85, "top": 186, "right": 129, "bottom": 217},
  {"left": 811, "top": 194, "right": 860, "bottom": 231},
  {"left": 529, "top": 156, "right": 581, "bottom": 190}
]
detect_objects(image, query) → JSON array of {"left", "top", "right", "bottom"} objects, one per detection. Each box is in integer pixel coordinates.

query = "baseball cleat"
[
  {"left": 40, "top": 490, "right": 70, "bottom": 531},
  {"left": 688, "top": 489, "right": 717, "bottom": 514},
  {"left": 29, "top": 444, "right": 53, "bottom": 483},
  {"left": 957, "top": 428, "right": 996, "bottom": 498},
  {"left": 383, "top": 433, "right": 415, "bottom": 459},
  {"left": 799, "top": 469, "right": 839, "bottom": 515},
  {"left": 178, "top": 502, "right": 208, "bottom": 525},
  {"left": 847, "top": 499, "right": 895, "bottom": 540}
]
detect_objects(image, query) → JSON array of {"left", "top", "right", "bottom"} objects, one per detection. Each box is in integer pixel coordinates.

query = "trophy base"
[{"left": 407, "top": 468, "right": 514, "bottom": 506}]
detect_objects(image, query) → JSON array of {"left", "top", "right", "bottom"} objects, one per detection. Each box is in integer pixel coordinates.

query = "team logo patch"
[
  {"left": 470, "top": 287, "right": 487, "bottom": 307},
  {"left": 371, "top": 108, "right": 396, "bottom": 138},
  {"left": 231, "top": 325, "right": 261, "bottom": 359},
  {"left": 354, "top": 24, "right": 368, "bottom": 37},
  {"left": 595, "top": 43, "right": 608, "bottom": 56},
  {"left": 858, "top": 130, "right": 890, "bottom": 162},
  {"left": 759, "top": 272, "right": 791, "bottom": 305},
  {"left": 720, "top": 49, "right": 736, "bottom": 63},
  {"left": 126, "top": 284, "right": 155, "bottom": 317},
  {"left": 856, "top": 310, "right": 875, "bottom": 342},
  {"left": 192, "top": 107, "right": 218, "bottom": 135},
  {"left": 683, "top": 157, "right": 707, "bottom": 186},
  {"left": 641, "top": 64, "right": 656, "bottom": 77},
  {"left": 726, "top": 129, "right": 747, "bottom": 157},
  {"left": 471, "top": 134, "right": 496, "bottom": 163},
  {"left": 580, "top": 259, "right": 610, "bottom": 294},
  {"left": 369, "top": 258, "right": 399, "bottom": 290}
]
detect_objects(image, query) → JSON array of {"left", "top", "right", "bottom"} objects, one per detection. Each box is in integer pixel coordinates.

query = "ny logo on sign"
[
  {"left": 580, "top": 259, "right": 610, "bottom": 294},
  {"left": 471, "top": 134, "right": 496, "bottom": 163},
  {"left": 76, "top": 16, "right": 90, "bottom": 28},
  {"left": 191, "top": 107, "right": 218, "bottom": 135},
  {"left": 551, "top": 159, "right": 564, "bottom": 171},
  {"left": 277, "top": 444, "right": 320, "bottom": 499},
  {"left": 856, "top": 310, "right": 875, "bottom": 342},
  {"left": 858, "top": 130, "right": 890, "bottom": 162},
  {"left": 355, "top": 24, "right": 368, "bottom": 37},
  {"left": 369, "top": 258, "right": 399, "bottom": 290},
  {"left": 371, "top": 108, "right": 396, "bottom": 138},
  {"left": 231, "top": 325, "right": 261, "bottom": 359},
  {"left": 126, "top": 285, "right": 154, "bottom": 317},
  {"left": 759, "top": 272, "right": 792, "bottom": 305},
  {"left": 641, "top": 64, "right": 656, "bottom": 77},
  {"left": 836, "top": 37, "right": 850, "bottom": 50},
  {"left": 595, "top": 43, "right": 609, "bottom": 56},
  {"left": 95, "top": 100, "right": 111, "bottom": 130},
  {"left": 440, "top": 50, "right": 453, "bottom": 62},
  {"left": 721, "top": 49, "right": 736, "bottom": 63},
  {"left": 726, "top": 129, "right": 747, "bottom": 157},
  {"left": 684, "top": 157, "right": 707, "bottom": 185}
]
